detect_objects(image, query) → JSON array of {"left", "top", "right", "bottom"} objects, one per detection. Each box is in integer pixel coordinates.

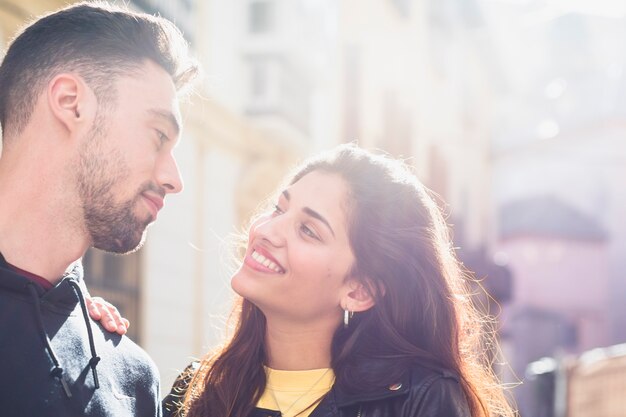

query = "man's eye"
[{"left": 156, "top": 130, "right": 169, "bottom": 145}]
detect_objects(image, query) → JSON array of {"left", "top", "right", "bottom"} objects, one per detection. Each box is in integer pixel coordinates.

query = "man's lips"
[{"left": 142, "top": 193, "right": 164, "bottom": 218}]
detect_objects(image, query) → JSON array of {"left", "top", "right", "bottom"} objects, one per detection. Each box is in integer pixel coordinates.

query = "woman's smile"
[{"left": 245, "top": 248, "right": 285, "bottom": 274}]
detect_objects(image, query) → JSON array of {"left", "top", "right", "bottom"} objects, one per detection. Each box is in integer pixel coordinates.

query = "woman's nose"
[{"left": 252, "top": 214, "right": 287, "bottom": 247}]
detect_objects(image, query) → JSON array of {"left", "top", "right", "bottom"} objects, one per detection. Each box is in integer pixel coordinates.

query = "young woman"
[{"left": 92, "top": 144, "right": 514, "bottom": 417}]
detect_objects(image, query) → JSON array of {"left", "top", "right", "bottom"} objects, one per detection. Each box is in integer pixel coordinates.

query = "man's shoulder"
[{"left": 95, "top": 329, "right": 161, "bottom": 381}]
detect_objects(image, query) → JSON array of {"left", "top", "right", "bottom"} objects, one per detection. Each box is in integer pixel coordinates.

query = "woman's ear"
[{"left": 340, "top": 278, "right": 377, "bottom": 313}]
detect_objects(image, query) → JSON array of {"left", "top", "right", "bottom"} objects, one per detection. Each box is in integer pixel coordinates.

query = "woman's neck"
[{"left": 264, "top": 317, "right": 337, "bottom": 370}]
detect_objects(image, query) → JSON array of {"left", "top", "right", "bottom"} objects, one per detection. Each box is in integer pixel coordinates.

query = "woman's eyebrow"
[{"left": 283, "top": 190, "right": 335, "bottom": 237}]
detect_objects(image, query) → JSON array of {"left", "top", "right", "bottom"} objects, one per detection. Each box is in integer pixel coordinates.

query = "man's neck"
[
  {"left": 0, "top": 219, "right": 87, "bottom": 284},
  {"left": 0, "top": 144, "right": 89, "bottom": 284}
]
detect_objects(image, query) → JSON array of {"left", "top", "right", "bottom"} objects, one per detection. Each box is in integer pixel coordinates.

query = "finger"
[
  {"left": 86, "top": 297, "right": 102, "bottom": 320},
  {"left": 101, "top": 306, "right": 118, "bottom": 333},
  {"left": 117, "top": 318, "right": 130, "bottom": 335},
  {"left": 101, "top": 303, "right": 127, "bottom": 335},
  {"left": 110, "top": 307, "right": 128, "bottom": 336}
]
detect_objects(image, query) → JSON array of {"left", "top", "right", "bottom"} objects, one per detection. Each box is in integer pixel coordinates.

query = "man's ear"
[
  {"left": 47, "top": 73, "right": 93, "bottom": 134},
  {"left": 341, "top": 278, "right": 377, "bottom": 313}
]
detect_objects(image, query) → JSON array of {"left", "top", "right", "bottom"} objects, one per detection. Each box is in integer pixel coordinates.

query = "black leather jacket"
[{"left": 163, "top": 364, "right": 471, "bottom": 417}]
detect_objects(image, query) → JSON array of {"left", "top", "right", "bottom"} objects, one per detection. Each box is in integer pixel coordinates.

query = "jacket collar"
[
  {"left": 248, "top": 364, "right": 459, "bottom": 416},
  {"left": 248, "top": 372, "right": 411, "bottom": 417},
  {"left": 0, "top": 252, "right": 84, "bottom": 308},
  {"left": 331, "top": 371, "right": 411, "bottom": 408},
  {"left": 328, "top": 363, "right": 459, "bottom": 409}
]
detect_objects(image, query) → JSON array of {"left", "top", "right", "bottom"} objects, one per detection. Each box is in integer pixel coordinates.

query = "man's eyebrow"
[
  {"left": 281, "top": 190, "right": 336, "bottom": 237},
  {"left": 148, "top": 109, "right": 180, "bottom": 136}
]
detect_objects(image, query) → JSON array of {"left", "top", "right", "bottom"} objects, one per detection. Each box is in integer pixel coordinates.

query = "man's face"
[{"left": 76, "top": 60, "right": 183, "bottom": 254}]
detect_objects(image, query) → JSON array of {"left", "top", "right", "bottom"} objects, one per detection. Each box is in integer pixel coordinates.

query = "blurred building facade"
[{"left": 486, "top": 2, "right": 626, "bottom": 415}]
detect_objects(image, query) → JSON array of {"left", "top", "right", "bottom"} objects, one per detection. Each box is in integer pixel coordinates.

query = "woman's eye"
[
  {"left": 272, "top": 205, "right": 284, "bottom": 215},
  {"left": 300, "top": 224, "right": 319, "bottom": 240}
]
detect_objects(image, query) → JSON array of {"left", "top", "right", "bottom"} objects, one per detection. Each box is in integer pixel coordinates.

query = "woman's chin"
[{"left": 230, "top": 269, "right": 256, "bottom": 299}]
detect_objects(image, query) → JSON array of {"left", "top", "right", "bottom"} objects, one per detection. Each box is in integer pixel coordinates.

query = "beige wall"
[{"left": 335, "top": 0, "right": 496, "bottom": 250}]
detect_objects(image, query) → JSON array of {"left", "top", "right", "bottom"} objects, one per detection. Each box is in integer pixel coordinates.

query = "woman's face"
[{"left": 231, "top": 170, "right": 356, "bottom": 326}]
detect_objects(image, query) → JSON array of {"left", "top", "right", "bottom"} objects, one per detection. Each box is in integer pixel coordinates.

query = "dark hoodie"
[{"left": 0, "top": 253, "right": 162, "bottom": 416}]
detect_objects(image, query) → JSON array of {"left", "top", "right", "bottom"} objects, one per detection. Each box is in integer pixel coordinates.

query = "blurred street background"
[{"left": 1, "top": 0, "right": 625, "bottom": 415}]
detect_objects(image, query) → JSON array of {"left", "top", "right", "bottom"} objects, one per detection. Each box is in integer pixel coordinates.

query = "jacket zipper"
[{"left": 356, "top": 405, "right": 362, "bottom": 417}]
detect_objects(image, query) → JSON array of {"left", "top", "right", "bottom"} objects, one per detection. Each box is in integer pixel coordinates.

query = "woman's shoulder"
[
  {"left": 162, "top": 362, "right": 200, "bottom": 417},
  {"left": 407, "top": 362, "right": 461, "bottom": 387},
  {"left": 403, "top": 364, "right": 471, "bottom": 417},
  {"left": 335, "top": 362, "right": 470, "bottom": 417},
  {"left": 335, "top": 363, "right": 471, "bottom": 417}
]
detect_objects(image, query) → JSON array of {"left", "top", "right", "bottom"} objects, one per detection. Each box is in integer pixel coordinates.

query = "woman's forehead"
[{"left": 285, "top": 171, "right": 351, "bottom": 224}]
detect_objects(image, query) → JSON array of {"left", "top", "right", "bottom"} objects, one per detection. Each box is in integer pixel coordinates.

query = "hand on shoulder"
[{"left": 86, "top": 296, "right": 130, "bottom": 335}]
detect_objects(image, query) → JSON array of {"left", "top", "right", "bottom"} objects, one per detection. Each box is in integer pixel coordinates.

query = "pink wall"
[{"left": 499, "top": 235, "right": 610, "bottom": 352}]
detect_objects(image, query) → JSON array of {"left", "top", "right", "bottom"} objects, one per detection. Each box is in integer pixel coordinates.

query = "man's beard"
[
  {"left": 81, "top": 177, "right": 152, "bottom": 254},
  {"left": 76, "top": 120, "right": 156, "bottom": 254}
]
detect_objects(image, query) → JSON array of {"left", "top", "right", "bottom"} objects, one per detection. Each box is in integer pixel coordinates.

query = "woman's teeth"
[{"left": 251, "top": 250, "right": 284, "bottom": 273}]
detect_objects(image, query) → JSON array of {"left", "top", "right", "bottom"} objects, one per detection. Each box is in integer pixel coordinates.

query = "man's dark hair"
[{"left": 0, "top": 1, "right": 198, "bottom": 139}]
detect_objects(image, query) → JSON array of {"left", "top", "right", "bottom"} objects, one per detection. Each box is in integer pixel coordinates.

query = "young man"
[{"left": 0, "top": 2, "right": 197, "bottom": 416}]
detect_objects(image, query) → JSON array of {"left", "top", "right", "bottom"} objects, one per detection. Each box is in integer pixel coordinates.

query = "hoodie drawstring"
[
  {"left": 68, "top": 280, "right": 101, "bottom": 389},
  {"left": 27, "top": 279, "right": 102, "bottom": 397},
  {"left": 27, "top": 283, "right": 73, "bottom": 398}
]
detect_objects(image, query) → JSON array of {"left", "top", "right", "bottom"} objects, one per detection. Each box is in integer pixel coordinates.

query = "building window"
[
  {"left": 249, "top": 0, "right": 274, "bottom": 34},
  {"left": 343, "top": 46, "right": 361, "bottom": 142},
  {"left": 427, "top": 145, "right": 449, "bottom": 202},
  {"left": 251, "top": 61, "right": 270, "bottom": 98},
  {"left": 82, "top": 249, "right": 142, "bottom": 343},
  {"left": 390, "top": 0, "right": 411, "bottom": 17},
  {"left": 246, "top": 55, "right": 311, "bottom": 133},
  {"left": 131, "top": 0, "right": 195, "bottom": 42},
  {"left": 379, "top": 91, "right": 413, "bottom": 157}
]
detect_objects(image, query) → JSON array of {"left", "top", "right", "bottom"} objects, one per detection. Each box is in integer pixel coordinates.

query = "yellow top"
[{"left": 257, "top": 367, "right": 336, "bottom": 417}]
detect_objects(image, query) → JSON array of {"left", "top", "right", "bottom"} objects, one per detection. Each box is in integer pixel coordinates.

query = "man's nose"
[{"left": 156, "top": 152, "right": 183, "bottom": 194}]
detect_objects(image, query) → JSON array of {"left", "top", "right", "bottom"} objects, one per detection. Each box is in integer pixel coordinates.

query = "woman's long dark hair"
[{"left": 182, "top": 144, "right": 514, "bottom": 417}]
